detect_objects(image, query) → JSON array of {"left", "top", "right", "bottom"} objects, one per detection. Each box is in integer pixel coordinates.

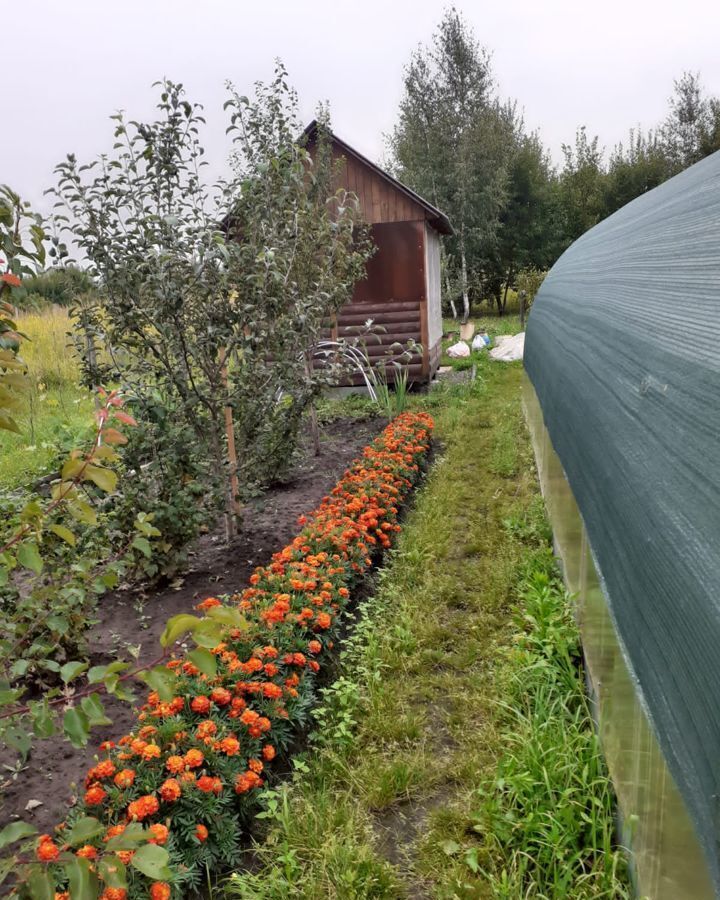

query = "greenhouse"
[{"left": 524, "top": 148, "right": 720, "bottom": 899}]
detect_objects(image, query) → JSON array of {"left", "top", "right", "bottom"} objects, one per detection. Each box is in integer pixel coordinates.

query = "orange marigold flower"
[
  {"left": 218, "top": 736, "right": 240, "bottom": 756},
  {"left": 248, "top": 758, "right": 264, "bottom": 774},
  {"left": 165, "top": 755, "right": 185, "bottom": 774},
  {"left": 190, "top": 695, "right": 211, "bottom": 714},
  {"left": 127, "top": 794, "right": 159, "bottom": 820},
  {"left": 235, "top": 770, "right": 263, "bottom": 794},
  {"left": 180, "top": 769, "right": 197, "bottom": 784},
  {"left": 104, "top": 824, "right": 126, "bottom": 842},
  {"left": 262, "top": 744, "right": 276, "bottom": 761},
  {"left": 36, "top": 837, "right": 60, "bottom": 862},
  {"left": 149, "top": 884, "right": 171, "bottom": 900},
  {"left": 196, "top": 823, "right": 209, "bottom": 842},
  {"left": 184, "top": 748, "right": 204, "bottom": 768},
  {"left": 210, "top": 687, "right": 231, "bottom": 706},
  {"left": 148, "top": 823, "right": 169, "bottom": 845},
  {"left": 114, "top": 768, "right": 136, "bottom": 789},
  {"left": 76, "top": 844, "right": 98, "bottom": 859},
  {"left": 55, "top": 893, "right": 70, "bottom": 900},
  {"left": 159, "top": 778, "right": 182, "bottom": 801},
  {"left": 88, "top": 758, "right": 116, "bottom": 782},
  {"left": 197, "top": 775, "right": 223, "bottom": 794},
  {"left": 196, "top": 720, "right": 217, "bottom": 739},
  {"left": 308, "top": 640, "right": 322, "bottom": 654},
  {"left": 100, "top": 890, "right": 127, "bottom": 900},
  {"left": 2, "top": 272, "right": 21, "bottom": 287},
  {"left": 196, "top": 596, "right": 221, "bottom": 611},
  {"left": 141, "top": 742, "right": 162, "bottom": 761},
  {"left": 316, "top": 612, "right": 331, "bottom": 629},
  {"left": 85, "top": 783, "right": 107, "bottom": 806},
  {"left": 116, "top": 848, "right": 135, "bottom": 865}
]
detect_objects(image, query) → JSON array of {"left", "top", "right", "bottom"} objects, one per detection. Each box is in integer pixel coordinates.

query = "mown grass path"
[{"left": 226, "top": 359, "right": 626, "bottom": 899}]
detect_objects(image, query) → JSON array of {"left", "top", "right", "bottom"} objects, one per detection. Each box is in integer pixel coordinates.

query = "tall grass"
[
  {"left": 0, "top": 307, "right": 92, "bottom": 488},
  {"left": 472, "top": 562, "right": 631, "bottom": 898},
  {"left": 17, "top": 306, "right": 81, "bottom": 388}
]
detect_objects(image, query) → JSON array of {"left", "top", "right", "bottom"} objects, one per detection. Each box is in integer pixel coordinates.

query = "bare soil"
[{"left": 0, "top": 415, "right": 381, "bottom": 835}]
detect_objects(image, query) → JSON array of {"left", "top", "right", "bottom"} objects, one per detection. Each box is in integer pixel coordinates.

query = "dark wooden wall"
[
  {"left": 330, "top": 145, "right": 427, "bottom": 226},
  {"left": 335, "top": 221, "right": 428, "bottom": 383}
]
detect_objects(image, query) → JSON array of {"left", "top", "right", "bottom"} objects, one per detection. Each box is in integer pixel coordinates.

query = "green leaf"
[
  {"left": 206, "top": 604, "right": 247, "bottom": 629},
  {"left": 0, "top": 820, "right": 37, "bottom": 850},
  {"left": 98, "top": 855, "right": 127, "bottom": 888},
  {"left": 188, "top": 647, "right": 217, "bottom": 677},
  {"left": 131, "top": 536, "right": 152, "bottom": 558},
  {"left": 10, "top": 658, "right": 30, "bottom": 679},
  {"left": 440, "top": 839, "right": 461, "bottom": 856},
  {"left": 65, "top": 856, "right": 98, "bottom": 899},
  {"left": 131, "top": 843, "right": 172, "bottom": 879},
  {"left": 139, "top": 666, "right": 176, "bottom": 701},
  {"left": 63, "top": 706, "right": 90, "bottom": 748},
  {"left": 104, "top": 822, "right": 146, "bottom": 852},
  {"left": 29, "top": 701, "right": 55, "bottom": 739},
  {"left": 192, "top": 627, "right": 226, "bottom": 648},
  {"left": 66, "top": 816, "right": 104, "bottom": 846},
  {"left": 160, "top": 613, "right": 203, "bottom": 647},
  {"left": 17, "top": 541, "right": 43, "bottom": 575},
  {"left": 28, "top": 868, "right": 54, "bottom": 900},
  {"left": 85, "top": 464, "right": 118, "bottom": 493},
  {"left": 60, "top": 660, "right": 88, "bottom": 684},
  {"left": 49, "top": 523, "right": 76, "bottom": 546},
  {"left": 67, "top": 500, "right": 98, "bottom": 526},
  {"left": 80, "top": 693, "right": 112, "bottom": 726},
  {"left": 46, "top": 615, "right": 69, "bottom": 635},
  {"left": 61, "top": 457, "right": 85, "bottom": 480}
]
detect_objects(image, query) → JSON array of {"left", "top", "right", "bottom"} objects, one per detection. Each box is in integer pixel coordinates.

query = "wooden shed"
[{"left": 304, "top": 121, "right": 453, "bottom": 385}]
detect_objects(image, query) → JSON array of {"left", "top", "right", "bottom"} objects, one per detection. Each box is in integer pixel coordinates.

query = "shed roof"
[{"left": 303, "top": 120, "right": 453, "bottom": 236}]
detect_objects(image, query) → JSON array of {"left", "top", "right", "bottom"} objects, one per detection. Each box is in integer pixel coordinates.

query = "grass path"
[{"left": 225, "top": 358, "right": 627, "bottom": 898}]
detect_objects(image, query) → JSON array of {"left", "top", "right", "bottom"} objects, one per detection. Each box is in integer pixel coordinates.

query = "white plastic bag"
[
  {"left": 447, "top": 340, "right": 471, "bottom": 358},
  {"left": 471, "top": 333, "right": 489, "bottom": 351},
  {"left": 489, "top": 332, "right": 525, "bottom": 361}
]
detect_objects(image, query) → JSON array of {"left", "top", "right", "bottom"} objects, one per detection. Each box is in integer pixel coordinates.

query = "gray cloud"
[{"left": 3, "top": 0, "right": 720, "bottom": 219}]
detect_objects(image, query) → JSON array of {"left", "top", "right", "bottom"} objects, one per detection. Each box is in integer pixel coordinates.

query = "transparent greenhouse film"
[{"left": 523, "top": 375, "right": 715, "bottom": 900}]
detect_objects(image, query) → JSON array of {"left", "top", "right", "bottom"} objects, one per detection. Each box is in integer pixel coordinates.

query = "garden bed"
[{"left": 0, "top": 414, "right": 381, "bottom": 838}]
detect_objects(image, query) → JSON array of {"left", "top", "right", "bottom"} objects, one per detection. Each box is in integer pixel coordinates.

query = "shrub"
[{"left": 14, "top": 412, "right": 433, "bottom": 898}]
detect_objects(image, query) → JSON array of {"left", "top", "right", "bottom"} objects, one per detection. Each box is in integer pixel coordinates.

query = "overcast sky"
[{"left": 4, "top": 0, "right": 720, "bottom": 217}]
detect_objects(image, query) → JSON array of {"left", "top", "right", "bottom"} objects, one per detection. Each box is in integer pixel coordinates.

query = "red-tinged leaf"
[
  {"left": 101, "top": 427, "right": 127, "bottom": 445},
  {"left": 114, "top": 411, "right": 137, "bottom": 426}
]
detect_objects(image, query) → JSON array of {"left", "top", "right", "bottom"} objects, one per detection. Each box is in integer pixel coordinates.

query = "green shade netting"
[{"left": 525, "top": 148, "right": 720, "bottom": 891}]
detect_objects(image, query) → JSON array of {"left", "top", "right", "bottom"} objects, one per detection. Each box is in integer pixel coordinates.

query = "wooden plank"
[
  {"left": 338, "top": 309, "right": 421, "bottom": 325},
  {"left": 341, "top": 299, "right": 421, "bottom": 314}
]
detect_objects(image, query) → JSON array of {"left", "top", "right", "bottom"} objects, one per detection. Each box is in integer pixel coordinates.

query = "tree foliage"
[
  {"left": 50, "top": 67, "right": 371, "bottom": 533},
  {"left": 390, "top": 11, "right": 720, "bottom": 318}
]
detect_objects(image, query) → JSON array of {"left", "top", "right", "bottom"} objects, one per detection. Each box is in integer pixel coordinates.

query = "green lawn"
[{"left": 223, "top": 353, "right": 629, "bottom": 898}]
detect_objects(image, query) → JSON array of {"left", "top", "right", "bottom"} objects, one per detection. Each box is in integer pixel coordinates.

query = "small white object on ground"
[
  {"left": 447, "top": 340, "right": 471, "bottom": 358},
  {"left": 471, "top": 333, "right": 488, "bottom": 351},
  {"left": 489, "top": 332, "right": 525, "bottom": 361}
]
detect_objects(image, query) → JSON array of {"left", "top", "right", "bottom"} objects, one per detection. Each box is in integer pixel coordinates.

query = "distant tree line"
[{"left": 390, "top": 8, "right": 720, "bottom": 319}]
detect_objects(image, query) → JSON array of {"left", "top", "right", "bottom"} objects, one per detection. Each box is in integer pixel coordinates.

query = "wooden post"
[{"left": 219, "top": 348, "right": 241, "bottom": 539}]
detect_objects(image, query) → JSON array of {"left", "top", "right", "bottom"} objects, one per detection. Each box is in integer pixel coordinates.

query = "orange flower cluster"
[{"left": 44, "top": 413, "right": 433, "bottom": 898}]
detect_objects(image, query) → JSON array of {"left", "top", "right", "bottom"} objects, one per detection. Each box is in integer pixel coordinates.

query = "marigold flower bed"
[{"left": 38, "top": 412, "right": 433, "bottom": 899}]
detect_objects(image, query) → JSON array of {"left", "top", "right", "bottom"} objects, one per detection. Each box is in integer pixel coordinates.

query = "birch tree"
[{"left": 390, "top": 8, "right": 510, "bottom": 321}]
